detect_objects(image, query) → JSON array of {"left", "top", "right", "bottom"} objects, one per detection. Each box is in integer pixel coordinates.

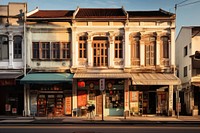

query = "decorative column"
[
  {"left": 72, "top": 79, "right": 78, "bottom": 115},
  {"left": 140, "top": 41, "right": 145, "bottom": 66},
  {"left": 124, "top": 79, "right": 130, "bottom": 111},
  {"left": 171, "top": 28, "right": 175, "bottom": 66},
  {"left": 8, "top": 33, "right": 13, "bottom": 68},
  {"left": 87, "top": 31, "right": 93, "bottom": 67},
  {"left": 124, "top": 27, "right": 131, "bottom": 68},
  {"left": 168, "top": 85, "right": 174, "bottom": 116},
  {"left": 156, "top": 38, "right": 160, "bottom": 66},
  {"left": 27, "top": 85, "right": 30, "bottom": 116},
  {"left": 71, "top": 24, "right": 78, "bottom": 68},
  {"left": 26, "top": 28, "right": 31, "bottom": 66},
  {"left": 108, "top": 31, "right": 114, "bottom": 67},
  {"left": 190, "top": 87, "right": 194, "bottom": 115}
]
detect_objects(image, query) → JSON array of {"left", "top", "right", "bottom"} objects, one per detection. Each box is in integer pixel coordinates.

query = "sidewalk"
[{"left": 0, "top": 115, "right": 200, "bottom": 124}]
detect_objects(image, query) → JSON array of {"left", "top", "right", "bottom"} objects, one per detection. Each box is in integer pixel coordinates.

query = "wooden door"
[
  {"left": 93, "top": 37, "right": 108, "bottom": 67},
  {"left": 96, "top": 92, "right": 102, "bottom": 115}
]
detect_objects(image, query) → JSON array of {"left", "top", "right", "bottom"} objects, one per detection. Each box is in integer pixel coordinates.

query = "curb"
[{"left": 0, "top": 121, "right": 200, "bottom": 125}]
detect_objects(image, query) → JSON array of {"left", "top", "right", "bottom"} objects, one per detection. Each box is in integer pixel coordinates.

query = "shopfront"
[
  {"left": 21, "top": 73, "right": 73, "bottom": 117},
  {"left": 129, "top": 85, "right": 168, "bottom": 116},
  {"left": 0, "top": 73, "right": 24, "bottom": 115},
  {"left": 130, "top": 73, "right": 181, "bottom": 116},
  {"left": 73, "top": 72, "right": 131, "bottom": 116}
]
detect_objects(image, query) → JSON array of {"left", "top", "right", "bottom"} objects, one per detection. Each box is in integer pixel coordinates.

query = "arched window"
[
  {"left": 79, "top": 36, "right": 87, "bottom": 58},
  {"left": 131, "top": 36, "right": 140, "bottom": 59},
  {"left": 161, "top": 36, "right": 169, "bottom": 58},
  {"left": 114, "top": 36, "right": 123, "bottom": 58},
  {"left": 131, "top": 36, "right": 140, "bottom": 66},
  {"left": 13, "top": 35, "right": 22, "bottom": 59},
  {"left": 0, "top": 35, "right": 9, "bottom": 60},
  {"left": 145, "top": 36, "right": 156, "bottom": 66}
]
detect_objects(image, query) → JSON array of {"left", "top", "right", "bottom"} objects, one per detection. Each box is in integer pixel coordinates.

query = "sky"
[{"left": 1, "top": 0, "right": 200, "bottom": 37}]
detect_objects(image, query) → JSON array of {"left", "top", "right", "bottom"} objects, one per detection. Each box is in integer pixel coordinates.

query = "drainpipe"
[{"left": 23, "top": 4, "right": 27, "bottom": 117}]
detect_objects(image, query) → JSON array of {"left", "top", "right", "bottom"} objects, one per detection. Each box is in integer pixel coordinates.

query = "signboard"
[
  {"left": 99, "top": 79, "right": 105, "bottom": 91},
  {"left": 77, "top": 91, "right": 87, "bottom": 107},
  {"left": 0, "top": 79, "right": 16, "bottom": 86},
  {"left": 65, "top": 96, "right": 72, "bottom": 115},
  {"left": 5, "top": 104, "right": 11, "bottom": 111},
  {"left": 130, "top": 91, "right": 139, "bottom": 102},
  {"left": 12, "top": 108, "right": 17, "bottom": 114}
]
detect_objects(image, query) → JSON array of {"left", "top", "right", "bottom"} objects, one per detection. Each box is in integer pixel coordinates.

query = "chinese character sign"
[{"left": 99, "top": 79, "right": 105, "bottom": 91}]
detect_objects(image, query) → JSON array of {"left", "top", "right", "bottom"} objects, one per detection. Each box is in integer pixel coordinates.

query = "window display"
[{"left": 105, "top": 90, "right": 124, "bottom": 109}]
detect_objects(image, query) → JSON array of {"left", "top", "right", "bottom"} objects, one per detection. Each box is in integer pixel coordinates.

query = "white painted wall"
[
  {"left": 26, "top": 26, "right": 71, "bottom": 69},
  {"left": 176, "top": 27, "right": 192, "bottom": 84},
  {"left": 0, "top": 27, "right": 24, "bottom": 69}
]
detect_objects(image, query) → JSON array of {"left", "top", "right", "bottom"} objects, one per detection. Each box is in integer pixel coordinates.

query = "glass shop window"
[{"left": 105, "top": 90, "right": 124, "bottom": 109}]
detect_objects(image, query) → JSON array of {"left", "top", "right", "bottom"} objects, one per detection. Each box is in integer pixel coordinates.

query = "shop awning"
[
  {"left": 191, "top": 75, "right": 200, "bottom": 83},
  {"left": 131, "top": 73, "right": 181, "bottom": 85},
  {"left": 0, "top": 73, "right": 23, "bottom": 79},
  {"left": 73, "top": 73, "right": 132, "bottom": 79},
  {"left": 20, "top": 73, "right": 73, "bottom": 84},
  {"left": 191, "top": 75, "right": 200, "bottom": 86}
]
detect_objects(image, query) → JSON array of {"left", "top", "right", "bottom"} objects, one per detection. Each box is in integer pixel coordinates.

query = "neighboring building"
[
  {"left": 22, "top": 7, "right": 180, "bottom": 117},
  {"left": 0, "top": 2, "right": 27, "bottom": 115},
  {"left": 176, "top": 26, "right": 200, "bottom": 116}
]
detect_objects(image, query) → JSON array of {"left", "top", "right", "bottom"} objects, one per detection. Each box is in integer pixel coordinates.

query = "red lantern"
[{"left": 78, "top": 81, "right": 85, "bottom": 88}]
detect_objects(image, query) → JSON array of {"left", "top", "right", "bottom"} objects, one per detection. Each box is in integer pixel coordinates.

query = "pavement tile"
[{"left": 0, "top": 115, "right": 200, "bottom": 124}]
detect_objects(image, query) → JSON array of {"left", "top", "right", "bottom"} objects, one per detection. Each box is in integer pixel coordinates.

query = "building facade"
[
  {"left": 176, "top": 26, "right": 200, "bottom": 116},
  {"left": 22, "top": 7, "right": 180, "bottom": 117},
  {"left": 0, "top": 2, "right": 26, "bottom": 115}
]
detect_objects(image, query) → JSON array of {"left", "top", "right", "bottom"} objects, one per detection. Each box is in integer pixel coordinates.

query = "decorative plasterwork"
[
  {"left": 91, "top": 32, "right": 108, "bottom": 37},
  {"left": 157, "top": 32, "right": 171, "bottom": 43},
  {"left": 141, "top": 32, "right": 157, "bottom": 42},
  {"left": 114, "top": 59, "right": 124, "bottom": 66},
  {"left": 78, "top": 59, "right": 87, "bottom": 67},
  {"left": 129, "top": 32, "right": 141, "bottom": 42},
  {"left": 76, "top": 32, "right": 88, "bottom": 41}
]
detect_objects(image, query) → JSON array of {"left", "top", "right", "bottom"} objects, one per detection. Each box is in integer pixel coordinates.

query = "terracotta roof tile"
[
  {"left": 76, "top": 8, "right": 126, "bottom": 18},
  {"left": 28, "top": 10, "right": 74, "bottom": 18},
  {"left": 128, "top": 10, "right": 174, "bottom": 18}
]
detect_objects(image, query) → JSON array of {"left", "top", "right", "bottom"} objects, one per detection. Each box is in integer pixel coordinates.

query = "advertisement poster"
[
  {"left": 77, "top": 91, "right": 87, "bottom": 107},
  {"left": 65, "top": 96, "right": 71, "bottom": 115},
  {"left": 130, "top": 91, "right": 139, "bottom": 102}
]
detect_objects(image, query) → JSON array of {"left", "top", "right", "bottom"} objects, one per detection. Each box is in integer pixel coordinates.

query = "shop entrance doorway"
[
  {"left": 37, "top": 94, "right": 64, "bottom": 117},
  {"left": 96, "top": 91, "right": 102, "bottom": 116},
  {"left": 148, "top": 92, "right": 156, "bottom": 114}
]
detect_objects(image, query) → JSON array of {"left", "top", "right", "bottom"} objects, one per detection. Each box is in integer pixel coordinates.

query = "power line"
[
  {"left": 177, "top": 0, "right": 200, "bottom": 7},
  {"left": 176, "top": 0, "right": 189, "bottom": 5}
]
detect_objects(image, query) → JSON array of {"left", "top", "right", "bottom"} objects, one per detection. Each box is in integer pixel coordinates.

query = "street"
[{"left": 0, "top": 124, "right": 200, "bottom": 133}]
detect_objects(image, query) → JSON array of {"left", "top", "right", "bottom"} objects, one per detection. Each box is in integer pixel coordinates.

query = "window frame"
[
  {"left": 13, "top": 35, "right": 22, "bottom": 59},
  {"left": 32, "top": 42, "right": 71, "bottom": 60},
  {"left": 114, "top": 36, "right": 123, "bottom": 59},
  {"left": 0, "top": 35, "right": 9, "bottom": 60},
  {"left": 145, "top": 37, "right": 156, "bottom": 66},
  {"left": 161, "top": 36, "right": 169, "bottom": 58},
  {"left": 78, "top": 36, "right": 87, "bottom": 59},
  {"left": 184, "top": 46, "right": 188, "bottom": 57},
  {"left": 184, "top": 66, "right": 187, "bottom": 77}
]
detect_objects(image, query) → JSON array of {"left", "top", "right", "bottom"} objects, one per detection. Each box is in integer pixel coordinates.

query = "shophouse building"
[
  {"left": 0, "top": 2, "right": 26, "bottom": 115},
  {"left": 176, "top": 26, "right": 200, "bottom": 116},
  {"left": 22, "top": 7, "right": 180, "bottom": 117}
]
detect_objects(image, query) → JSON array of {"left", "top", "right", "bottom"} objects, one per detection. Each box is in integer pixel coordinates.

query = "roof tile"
[
  {"left": 76, "top": 8, "right": 127, "bottom": 18},
  {"left": 28, "top": 10, "right": 74, "bottom": 18}
]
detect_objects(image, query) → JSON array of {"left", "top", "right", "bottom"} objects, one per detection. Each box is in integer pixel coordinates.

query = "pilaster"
[
  {"left": 124, "top": 27, "right": 131, "bottom": 68},
  {"left": 8, "top": 33, "right": 13, "bottom": 68}
]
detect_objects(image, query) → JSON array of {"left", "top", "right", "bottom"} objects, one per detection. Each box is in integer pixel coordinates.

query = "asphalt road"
[{"left": 0, "top": 125, "right": 200, "bottom": 133}]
